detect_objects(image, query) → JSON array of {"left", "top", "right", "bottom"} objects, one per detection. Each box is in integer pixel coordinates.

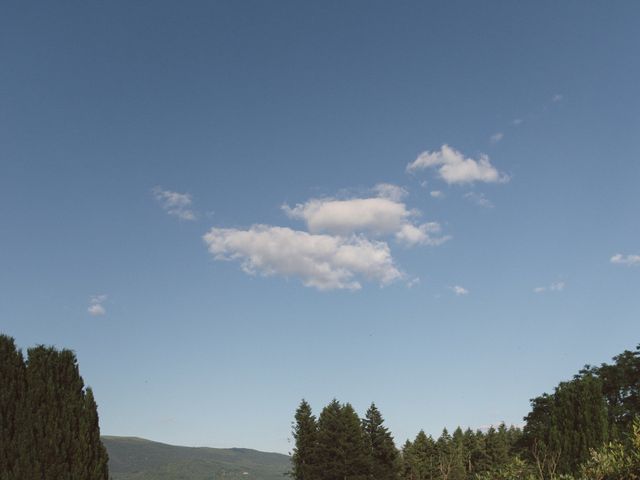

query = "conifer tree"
[
  {"left": 76, "top": 388, "right": 109, "bottom": 479},
  {"left": 315, "top": 400, "right": 369, "bottom": 480},
  {"left": 0, "top": 335, "right": 26, "bottom": 479},
  {"left": 292, "top": 399, "right": 318, "bottom": 480},
  {"left": 362, "top": 403, "right": 400, "bottom": 480},
  {"left": 23, "top": 344, "right": 109, "bottom": 479}
]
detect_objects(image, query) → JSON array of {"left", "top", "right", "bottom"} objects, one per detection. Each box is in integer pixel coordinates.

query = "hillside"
[{"left": 102, "top": 436, "right": 291, "bottom": 480}]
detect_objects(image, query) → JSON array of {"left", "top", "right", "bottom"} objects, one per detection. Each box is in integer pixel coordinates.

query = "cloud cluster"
[
  {"left": 88, "top": 294, "right": 107, "bottom": 316},
  {"left": 406, "top": 145, "right": 509, "bottom": 185},
  {"left": 611, "top": 253, "right": 640, "bottom": 267},
  {"left": 153, "top": 187, "right": 196, "bottom": 221},
  {"left": 204, "top": 185, "right": 449, "bottom": 290},
  {"left": 203, "top": 226, "right": 401, "bottom": 291}
]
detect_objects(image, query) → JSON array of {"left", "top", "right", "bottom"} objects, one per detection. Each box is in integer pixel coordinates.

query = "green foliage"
[
  {"left": 315, "top": 400, "right": 369, "bottom": 480},
  {"left": 523, "top": 373, "right": 609, "bottom": 475},
  {"left": 473, "top": 457, "right": 536, "bottom": 480},
  {"left": 0, "top": 333, "right": 109, "bottom": 479},
  {"left": 0, "top": 335, "right": 27, "bottom": 479},
  {"left": 580, "top": 417, "right": 640, "bottom": 480},
  {"left": 292, "top": 400, "right": 401, "bottom": 480},
  {"left": 291, "top": 399, "right": 319, "bottom": 480},
  {"left": 363, "top": 403, "right": 400, "bottom": 480}
]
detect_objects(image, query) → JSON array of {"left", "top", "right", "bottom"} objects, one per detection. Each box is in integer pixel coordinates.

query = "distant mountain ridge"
[{"left": 102, "top": 436, "right": 291, "bottom": 480}]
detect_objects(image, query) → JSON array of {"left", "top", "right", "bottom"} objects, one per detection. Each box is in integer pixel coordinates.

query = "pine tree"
[
  {"left": 407, "top": 430, "right": 437, "bottom": 480},
  {"left": 292, "top": 399, "right": 318, "bottom": 480},
  {"left": 315, "top": 400, "right": 369, "bottom": 480},
  {"left": 484, "top": 424, "right": 510, "bottom": 470},
  {"left": 362, "top": 403, "right": 400, "bottom": 480},
  {"left": 448, "top": 428, "right": 466, "bottom": 480}
]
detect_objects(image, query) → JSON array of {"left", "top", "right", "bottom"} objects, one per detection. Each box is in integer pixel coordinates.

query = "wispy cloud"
[
  {"left": 407, "top": 145, "right": 509, "bottom": 185},
  {"left": 490, "top": 132, "right": 504, "bottom": 144},
  {"left": 373, "top": 183, "right": 408, "bottom": 202},
  {"left": 611, "top": 253, "right": 640, "bottom": 267},
  {"left": 464, "top": 192, "right": 494, "bottom": 208},
  {"left": 88, "top": 294, "right": 107, "bottom": 316},
  {"left": 533, "top": 281, "right": 566, "bottom": 294},
  {"left": 203, "top": 226, "right": 402, "bottom": 291},
  {"left": 450, "top": 285, "right": 469, "bottom": 296},
  {"left": 396, "top": 222, "right": 451, "bottom": 247},
  {"left": 153, "top": 187, "right": 196, "bottom": 221},
  {"left": 430, "top": 190, "right": 444, "bottom": 199},
  {"left": 552, "top": 93, "right": 564, "bottom": 102}
]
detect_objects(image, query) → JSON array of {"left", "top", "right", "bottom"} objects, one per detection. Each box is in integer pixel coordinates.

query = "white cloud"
[
  {"left": 153, "top": 187, "right": 196, "bottom": 221},
  {"left": 512, "top": 118, "right": 523, "bottom": 126},
  {"left": 552, "top": 93, "right": 564, "bottom": 102},
  {"left": 533, "top": 281, "right": 566, "bottom": 294},
  {"left": 373, "top": 183, "right": 408, "bottom": 202},
  {"left": 88, "top": 294, "right": 107, "bottom": 316},
  {"left": 283, "top": 197, "right": 409, "bottom": 236},
  {"left": 203, "top": 225, "right": 403, "bottom": 291},
  {"left": 406, "top": 145, "right": 509, "bottom": 185},
  {"left": 282, "top": 194, "right": 449, "bottom": 247},
  {"left": 396, "top": 222, "right": 451, "bottom": 247},
  {"left": 430, "top": 190, "right": 444, "bottom": 199},
  {"left": 464, "top": 192, "right": 494, "bottom": 208},
  {"left": 611, "top": 253, "right": 640, "bottom": 266},
  {"left": 450, "top": 285, "right": 469, "bottom": 296},
  {"left": 490, "top": 132, "right": 504, "bottom": 144}
]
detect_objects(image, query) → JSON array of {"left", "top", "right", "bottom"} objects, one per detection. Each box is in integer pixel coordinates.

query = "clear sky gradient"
[{"left": 1, "top": 1, "right": 639, "bottom": 454}]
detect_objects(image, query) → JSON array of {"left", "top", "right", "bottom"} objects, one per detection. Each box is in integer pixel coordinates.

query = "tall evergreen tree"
[
  {"left": 408, "top": 430, "right": 437, "bottom": 480},
  {"left": 315, "top": 400, "right": 369, "bottom": 480},
  {"left": 362, "top": 403, "right": 400, "bottom": 480},
  {"left": 76, "top": 388, "right": 109, "bottom": 479},
  {"left": 291, "top": 399, "right": 318, "bottom": 480},
  {"left": 23, "top": 344, "right": 109, "bottom": 479},
  {"left": 0, "top": 335, "right": 26, "bottom": 480}
]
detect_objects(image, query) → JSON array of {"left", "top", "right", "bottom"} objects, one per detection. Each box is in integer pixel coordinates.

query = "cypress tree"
[
  {"left": 24, "top": 344, "right": 109, "bottom": 479},
  {"left": 0, "top": 335, "right": 26, "bottom": 479},
  {"left": 362, "top": 403, "right": 399, "bottom": 480},
  {"left": 291, "top": 399, "right": 318, "bottom": 480},
  {"left": 77, "top": 388, "right": 109, "bottom": 479}
]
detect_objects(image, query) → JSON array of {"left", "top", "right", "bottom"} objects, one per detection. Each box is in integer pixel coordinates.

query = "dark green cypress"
[
  {"left": 0, "top": 335, "right": 27, "bottom": 479},
  {"left": 24, "top": 344, "right": 109, "bottom": 479},
  {"left": 362, "top": 403, "right": 400, "bottom": 480},
  {"left": 291, "top": 399, "right": 318, "bottom": 480},
  {"left": 77, "top": 388, "right": 109, "bottom": 479}
]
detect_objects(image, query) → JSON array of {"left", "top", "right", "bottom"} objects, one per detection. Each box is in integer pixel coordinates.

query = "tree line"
[
  {"left": 0, "top": 334, "right": 109, "bottom": 480},
  {"left": 291, "top": 344, "right": 640, "bottom": 480}
]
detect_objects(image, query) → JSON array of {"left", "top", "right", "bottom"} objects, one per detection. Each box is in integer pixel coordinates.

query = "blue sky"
[{"left": 1, "top": 1, "right": 639, "bottom": 453}]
